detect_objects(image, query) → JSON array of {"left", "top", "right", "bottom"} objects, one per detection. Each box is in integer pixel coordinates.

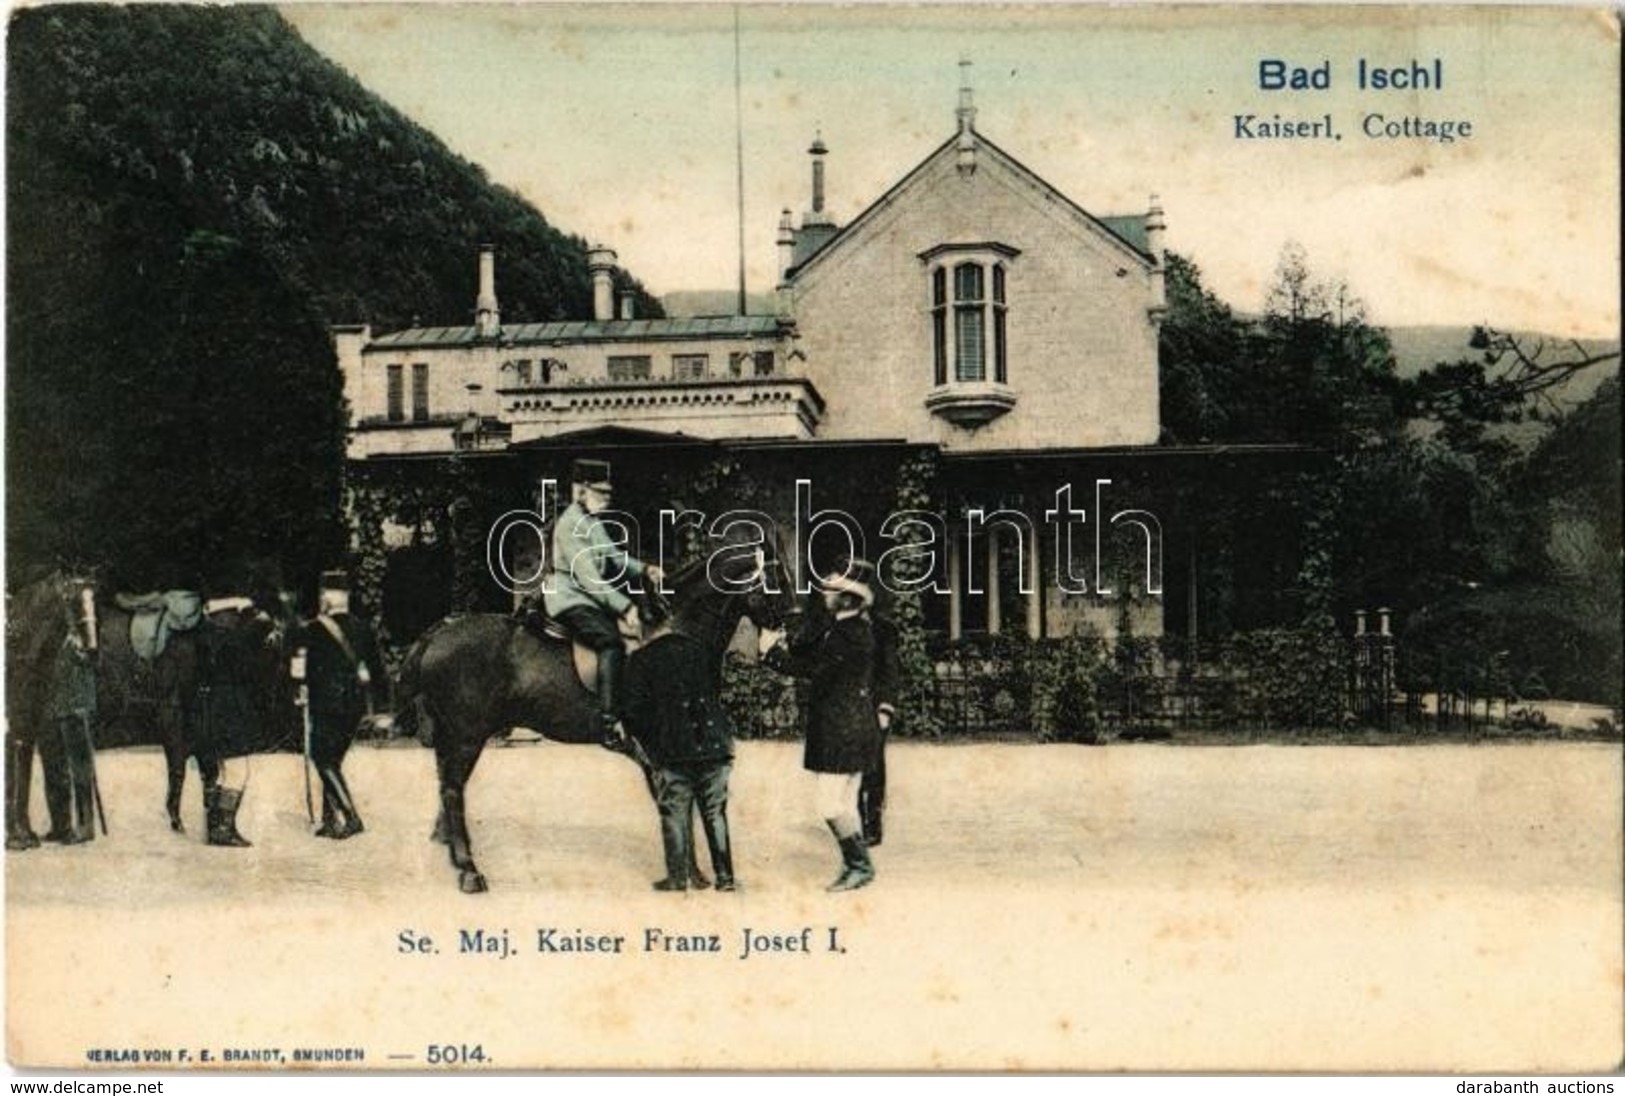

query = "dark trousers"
[
  {"left": 38, "top": 715, "right": 96, "bottom": 839},
  {"left": 653, "top": 761, "right": 733, "bottom": 885},
  {"left": 859, "top": 726, "right": 888, "bottom": 843},
  {"left": 311, "top": 708, "right": 363, "bottom": 833},
  {"left": 554, "top": 606, "right": 625, "bottom": 724},
  {"left": 6, "top": 733, "right": 37, "bottom": 844}
]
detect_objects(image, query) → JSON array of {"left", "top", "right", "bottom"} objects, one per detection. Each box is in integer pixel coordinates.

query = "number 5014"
[{"left": 426, "top": 1044, "right": 487, "bottom": 1065}]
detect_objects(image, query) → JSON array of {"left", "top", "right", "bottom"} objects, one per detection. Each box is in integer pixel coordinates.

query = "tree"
[
  {"left": 1250, "top": 242, "right": 1403, "bottom": 449},
  {"left": 1159, "top": 244, "right": 1403, "bottom": 449},
  {"left": 1158, "top": 253, "right": 1245, "bottom": 444},
  {"left": 1401, "top": 326, "right": 1621, "bottom": 450},
  {"left": 6, "top": 5, "right": 666, "bottom": 590}
]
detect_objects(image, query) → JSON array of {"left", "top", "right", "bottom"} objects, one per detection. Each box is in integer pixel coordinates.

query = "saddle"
[
  {"left": 515, "top": 596, "right": 653, "bottom": 694},
  {"left": 114, "top": 590, "right": 205, "bottom": 662}
]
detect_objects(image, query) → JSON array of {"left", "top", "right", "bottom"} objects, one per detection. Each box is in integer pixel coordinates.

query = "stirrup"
[{"left": 600, "top": 722, "right": 633, "bottom": 753}]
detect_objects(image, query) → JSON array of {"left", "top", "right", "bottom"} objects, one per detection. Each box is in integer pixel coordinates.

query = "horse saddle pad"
[
  {"left": 115, "top": 590, "right": 204, "bottom": 661},
  {"left": 527, "top": 617, "right": 600, "bottom": 695}
]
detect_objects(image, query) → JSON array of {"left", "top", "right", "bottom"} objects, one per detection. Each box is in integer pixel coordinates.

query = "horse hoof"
[
  {"left": 459, "top": 871, "right": 488, "bottom": 894},
  {"left": 169, "top": 820, "right": 186, "bottom": 835}
]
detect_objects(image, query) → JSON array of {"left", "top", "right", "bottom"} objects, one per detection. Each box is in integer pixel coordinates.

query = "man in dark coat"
[
  {"left": 296, "top": 571, "right": 385, "bottom": 840},
  {"left": 762, "top": 564, "right": 880, "bottom": 892},
  {"left": 621, "top": 606, "right": 737, "bottom": 892},
  {"left": 818, "top": 556, "right": 900, "bottom": 847},
  {"left": 40, "top": 625, "right": 99, "bottom": 844}
]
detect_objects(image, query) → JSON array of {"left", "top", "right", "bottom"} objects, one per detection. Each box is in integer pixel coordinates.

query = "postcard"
[{"left": 5, "top": 2, "right": 1621, "bottom": 1073}]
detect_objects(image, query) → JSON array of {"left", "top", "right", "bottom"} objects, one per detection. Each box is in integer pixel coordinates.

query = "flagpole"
[{"left": 734, "top": 5, "right": 747, "bottom": 316}]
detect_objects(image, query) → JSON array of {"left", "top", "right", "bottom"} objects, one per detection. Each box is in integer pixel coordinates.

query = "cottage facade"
[{"left": 338, "top": 80, "right": 1174, "bottom": 645}]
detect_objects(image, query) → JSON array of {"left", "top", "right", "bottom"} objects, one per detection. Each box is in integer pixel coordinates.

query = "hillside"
[
  {"left": 4, "top": 5, "right": 659, "bottom": 589},
  {"left": 1386, "top": 325, "right": 1618, "bottom": 403},
  {"left": 6, "top": 5, "right": 661, "bottom": 332},
  {"left": 663, "top": 289, "right": 779, "bottom": 318}
]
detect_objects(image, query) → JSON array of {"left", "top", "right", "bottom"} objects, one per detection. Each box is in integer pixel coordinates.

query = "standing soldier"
[
  {"left": 621, "top": 602, "right": 739, "bottom": 892},
  {"left": 543, "top": 459, "right": 664, "bottom": 750},
  {"left": 40, "top": 591, "right": 100, "bottom": 845},
  {"left": 295, "top": 571, "right": 384, "bottom": 840},
  {"left": 194, "top": 594, "right": 270, "bottom": 849},
  {"left": 761, "top": 562, "right": 881, "bottom": 892}
]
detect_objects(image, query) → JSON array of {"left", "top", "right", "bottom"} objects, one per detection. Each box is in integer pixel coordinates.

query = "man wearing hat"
[
  {"left": 294, "top": 570, "right": 385, "bottom": 839},
  {"left": 544, "top": 459, "right": 664, "bottom": 749},
  {"left": 760, "top": 560, "right": 881, "bottom": 892}
]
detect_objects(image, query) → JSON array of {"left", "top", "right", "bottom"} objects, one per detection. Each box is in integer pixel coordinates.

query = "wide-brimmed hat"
[
  {"left": 821, "top": 560, "right": 875, "bottom": 608},
  {"left": 571, "top": 458, "right": 613, "bottom": 493}
]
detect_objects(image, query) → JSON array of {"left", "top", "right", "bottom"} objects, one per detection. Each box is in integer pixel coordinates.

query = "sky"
[{"left": 281, "top": 3, "right": 1621, "bottom": 337}]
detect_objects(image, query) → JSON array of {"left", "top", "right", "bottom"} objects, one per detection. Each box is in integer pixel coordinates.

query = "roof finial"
[
  {"left": 956, "top": 57, "right": 977, "bottom": 174},
  {"left": 957, "top": 57, "right": 976, "bottom": 132}
]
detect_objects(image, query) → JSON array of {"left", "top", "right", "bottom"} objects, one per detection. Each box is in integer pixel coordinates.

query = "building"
[{"left": 338, "top": 74, "right": 1195, "bottom": 646}]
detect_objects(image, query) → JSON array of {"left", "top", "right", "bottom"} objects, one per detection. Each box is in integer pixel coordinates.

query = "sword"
[
  {"left": 292, "top": 648, "right": 314, "bottom": 827},
  {"left": 76, "top": 588, "right": 107, "bottom": 836},
  {"left": 81, "top": 712, "right": 108, "bottom": 837},
  {"left": 299, "top": 689, "right": 315, "bottom": 828}
]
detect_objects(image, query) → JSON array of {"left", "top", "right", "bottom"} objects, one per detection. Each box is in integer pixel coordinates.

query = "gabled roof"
[
  {"left": 786, "top": 128, "right": 1155, "bottom": 280},
  {"left": 368, "top": 315, "right": 785, "bottom": 351}
]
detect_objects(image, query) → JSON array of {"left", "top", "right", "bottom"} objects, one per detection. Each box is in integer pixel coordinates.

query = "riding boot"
[
  {"left": 315, "top": 793, "right": 343, "bottom": 838},
  {"left": 6, "top": 738, "right": 40, "bottom": 850},
  {"left": 206, "top": 786, "right": 253, "bottom": 848},
  {"left": 597, "top": 645, "right": 630, "bottom": 751},
  {"left": 825, "top": 820, "right": 875, "bottom": 892},
  {"left": 319, "top": 767, "right": 364, "bottom": 839},
  {"left": 69, "top": 771, "right": 96, "bottom": 845}
]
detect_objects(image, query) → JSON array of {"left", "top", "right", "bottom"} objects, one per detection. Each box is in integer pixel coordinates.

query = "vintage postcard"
[{"left": 4, "top": 1, "right": 1621, "bottom": 1075}]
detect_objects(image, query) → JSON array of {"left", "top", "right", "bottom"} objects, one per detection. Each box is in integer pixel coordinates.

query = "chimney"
[
  {"left": 1145, "top": 194, "right": 1168, "bottom": 324},
  {"left": 777, "top": 209, "right": 796, "bottom": 281},
  {"left": 618, "top": 290, "right": 636, "bottom": 321},
  {"left": 475, "top": 245, "right": 500, "bottom": 339},
  {"left": 956, "top": 58, "right": 978, "bottom": 175},
  {"left": 805, "top": 134, "right": 832, "bottom": 227},
  {"left": 587, "top": 244, "right": 617, "bottom": 322}
]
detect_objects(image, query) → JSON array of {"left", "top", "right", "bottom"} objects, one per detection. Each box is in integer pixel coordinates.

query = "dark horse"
[
  {"left": 69, "top": 591, "right": 295, "bottom": 836},
  {"left": 395, "top": 536, "right": 793, "bottom": 893}
]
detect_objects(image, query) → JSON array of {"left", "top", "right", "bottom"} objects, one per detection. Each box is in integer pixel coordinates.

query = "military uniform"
[
  {"left": 299, "top": 574, "right": 384, "bottom": 839},
  {"left": 622, "top": 630, "right": 737, "bottom": 891},
  {"left": 542, "top": 460, "right": 651, "bottom": 745},
  {"left": 40, "top": 635, "right": 98, "bottom": 844}
]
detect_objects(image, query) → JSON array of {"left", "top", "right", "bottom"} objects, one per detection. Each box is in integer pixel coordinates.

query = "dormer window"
[{"left": 921, "top": 242, "right": 1019, "bottom": 427}]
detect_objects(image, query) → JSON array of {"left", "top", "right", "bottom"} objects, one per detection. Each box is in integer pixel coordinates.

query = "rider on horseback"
[{"left": 543, "top": 459, "right": 664, "bottom": 751}]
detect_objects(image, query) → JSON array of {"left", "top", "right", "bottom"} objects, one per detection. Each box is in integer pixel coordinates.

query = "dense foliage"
[
  {"left": 6, "top": 5, "right": 659, "bottom": 590},
  {"left": 1160, "top": 244, "right": 1620, "bottom": 706}
]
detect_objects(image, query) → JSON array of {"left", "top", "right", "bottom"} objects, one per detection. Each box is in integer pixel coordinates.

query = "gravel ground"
[{"left": 6, "top": 739, "right": 1621, "bottom": 1072}]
